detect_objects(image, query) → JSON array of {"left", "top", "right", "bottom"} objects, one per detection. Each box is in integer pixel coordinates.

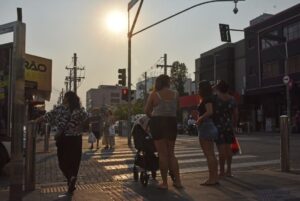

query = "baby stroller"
[{"left": 131, "top": 116, "right": 158, "bottom": 186}]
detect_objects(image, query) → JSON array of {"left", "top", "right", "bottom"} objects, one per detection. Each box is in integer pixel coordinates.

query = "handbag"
[
  {"left": 231, "top": 136, "right": 242, "bottom": 154},
  {"left": 88, "top": 132, "right": 97, "bottom": 143}
]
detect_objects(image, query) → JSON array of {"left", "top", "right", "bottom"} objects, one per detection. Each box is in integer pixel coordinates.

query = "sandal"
[
  {"left": 157, "top": 183, "right": 168, "bottom": 190},
  {"left": 173, "top": 183, "right": 183, "bottom": 189},
  {"left": 200, "top": 181, "right": 220, "bottom": 186}
]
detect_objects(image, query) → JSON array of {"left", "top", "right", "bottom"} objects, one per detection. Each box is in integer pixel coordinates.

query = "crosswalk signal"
[
  {"left": 121, "top": 88, "right": 128, "bottom": 101},
  {"left": 118, "top": 68, "right": 126, "bottom": 86},
  {"left": 219, "top": 24, "right": 231, "bottom": 42}
]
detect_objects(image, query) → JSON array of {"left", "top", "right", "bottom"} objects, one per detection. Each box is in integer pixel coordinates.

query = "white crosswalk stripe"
[{"left": 84, "top": 136, "right": 280, "bottom": 181}]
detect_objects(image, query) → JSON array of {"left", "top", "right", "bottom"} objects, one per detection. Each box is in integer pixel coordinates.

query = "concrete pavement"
[{"left": 0, "top": 133, "right": 300, "bottom": 201}]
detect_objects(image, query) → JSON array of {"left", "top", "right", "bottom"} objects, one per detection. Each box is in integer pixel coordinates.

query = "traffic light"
[
  {"left": 121, "top": 88, "right": 128, "bottom": 101},
  {"left": 118, "top": 68, "right": 126, "bottom": 86},
  {"left": 219, "top": 24, "right": 231, "bottom": 42}
]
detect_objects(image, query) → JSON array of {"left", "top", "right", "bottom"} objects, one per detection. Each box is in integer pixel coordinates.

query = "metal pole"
[
  {"left": 73, "top": 53, "right": 77, "bottom": 94},
  {"left": 284, "top": 42, "right": 291, "bottom": 124},
  {"left": 280, "top": 115, "right": 290, "bottom": 172},
  {"left": 164, "top": 53, "right": 167, "bottom": 75},
  {"left": 9, "top": 20, "right": 26, "bottom": 201},
  {"left": 25, "top": 122, "right": 36, "bottom": 191},
  {"left": 128, "top": 33, "right": 132, "bottom": 146},
  {"left": 44, "top": 123, "right": 50, "bottom": 152},
  {"left": 213, "top": 55, "right": 217, "bottom": 84},
  {"left": 144, "top": 72, "right": 147, "bottom": 103}
]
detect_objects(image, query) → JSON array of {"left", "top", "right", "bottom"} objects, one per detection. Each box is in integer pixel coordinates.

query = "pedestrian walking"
[
  {"left": 213, "top": 80, "right": 238, "bottom": 178},
  {"left": 107, "top": 110, "right": 115, "bottom": 149},
  {"left": 196, "top": 80, "right": 219, "bottom": 185},
  {"left": 102, "top": 109, "right": 114, "bottom": 149},
  {"left": 34, "top": 91, "right": 88, "bottom": 195},
  {"left": 89, "top": 108, "right": 102, "bottom": 149},
  {"left": 144, "top": 74, "right": 183, "bottom": 190}
]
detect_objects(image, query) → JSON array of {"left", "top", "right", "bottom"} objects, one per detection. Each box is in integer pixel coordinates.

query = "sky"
[{"left": 0, "top": 0, "right": 299, "bottom": 110}]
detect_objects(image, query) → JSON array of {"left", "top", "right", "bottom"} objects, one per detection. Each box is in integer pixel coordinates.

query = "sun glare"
[{"left": 106, "top": 10, "right": 127, "bottom": 34}]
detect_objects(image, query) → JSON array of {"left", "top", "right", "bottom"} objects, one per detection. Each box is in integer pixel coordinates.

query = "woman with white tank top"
[{"left": 144, "top": 74, "right": 183, "bottom": 190}]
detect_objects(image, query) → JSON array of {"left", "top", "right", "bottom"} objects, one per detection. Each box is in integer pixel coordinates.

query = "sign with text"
[{"left": 25, "top": 54, "right": 52, "bottom": 100}]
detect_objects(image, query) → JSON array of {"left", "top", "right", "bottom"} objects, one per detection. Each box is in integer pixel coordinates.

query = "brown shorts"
[{"left": 149, "top": 116, "right": 177, "bottom": 141}]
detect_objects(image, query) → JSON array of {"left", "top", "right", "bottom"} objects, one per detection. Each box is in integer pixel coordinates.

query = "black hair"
[
  {"left": 198, "top": 80, "right": 212, "bottom": 98},
  {"left": 64, "top": 91, "right": 80, "bottom": 113},
  {"left": 154, "top": 74, "right": 170, "bottom": 91},
  {"left": 215, "top": 80, "right": 229, "bottom": 93}
]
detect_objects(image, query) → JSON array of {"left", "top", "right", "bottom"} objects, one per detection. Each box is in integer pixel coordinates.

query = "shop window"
[
  {"left": 262, "top": 61, "right": 280, "bottom": 78},
  {"left": 284, "top": 21, "right": 300, "bottom": 41},
  {"left": 261, "top": 30, "right": 279, "bottom": 50},
  {"left": 288, "top": 55, "right": 300, "bottom": 74}
]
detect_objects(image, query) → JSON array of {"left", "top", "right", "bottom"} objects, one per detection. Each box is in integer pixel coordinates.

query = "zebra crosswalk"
[{"left": 83, "top": 136, "right": 280, "bottom": 181}]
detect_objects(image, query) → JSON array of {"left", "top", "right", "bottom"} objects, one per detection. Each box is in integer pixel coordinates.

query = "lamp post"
[
  {"left": 127, "top": 0, "right": 245, "bottom": 145},
  {"left": 213, "top": 54, "right": 219, "bottom": 84}
]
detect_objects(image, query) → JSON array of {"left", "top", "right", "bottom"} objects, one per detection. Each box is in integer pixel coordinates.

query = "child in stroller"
[{"left": 131, "top": 115, "right": 175, "bottom": 187}]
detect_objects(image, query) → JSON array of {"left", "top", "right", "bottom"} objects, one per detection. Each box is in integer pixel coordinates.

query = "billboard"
[{"left": 24, "top": 54, "right": 52, "bottom": 100}]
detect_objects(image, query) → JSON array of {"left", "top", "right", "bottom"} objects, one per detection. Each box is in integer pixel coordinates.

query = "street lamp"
[{"left": 127, "top": 0, "right": 245, "bottom": 145}]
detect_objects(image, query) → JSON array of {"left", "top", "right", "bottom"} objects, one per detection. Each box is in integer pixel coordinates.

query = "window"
[
  {"left": 288, "top": 55, "right": 300, "bottom": 74},
  {"left": 111, "top": 92, "right": 119, "bottom": 98},
  {"left": 284, "top": 21, "right": 300, "bottom": 41},
  {"left": 262, "top": 61, "right": 280, "bottom": 78},
  {"left": 261, "top": 30, "right": 279, "bottom": 50}
]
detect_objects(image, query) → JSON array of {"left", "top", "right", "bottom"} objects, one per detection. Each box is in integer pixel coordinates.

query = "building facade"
[
  {"left": 195, "top": 41, "right": 245, "bottom": 97},
  {"left": 244, "top": 3, "right": 300, "bottom": 131},
  {"left": 86, "top": 85, "right": 124, "bottom": 112}
]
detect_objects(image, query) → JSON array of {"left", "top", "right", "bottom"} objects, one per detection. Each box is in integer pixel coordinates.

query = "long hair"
[
  {"left": 198, "top": 80, "right": 212, "bottom": 99},
  {"left": 154, "top": 74, "right": 170, "bottom": 91},
  {"left": 215, "top": 80, "right": 229, "bottom": 93},
  {"left": 64, "top": 91, "right": 80, "bottom": 113}
]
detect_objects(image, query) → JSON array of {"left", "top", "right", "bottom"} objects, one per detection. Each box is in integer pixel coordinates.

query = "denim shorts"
[{"left": 197, "top": 119, "right": 218, "bottom": 140}]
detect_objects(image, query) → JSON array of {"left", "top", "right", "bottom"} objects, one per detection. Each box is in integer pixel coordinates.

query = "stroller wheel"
[
  {"left": 133, "top": 166, "right": 139, "bottom": 181},
  {"left": 169, "top": 170, "right": 176, "bottom": 182},
  {"left": 151, "top": 171, "right": 156, "bottom": 180},
  {"left": 140, "top": 172, "right": 149, "bottom": 187}
]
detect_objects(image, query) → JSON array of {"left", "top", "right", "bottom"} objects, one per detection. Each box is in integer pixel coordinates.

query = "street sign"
[
  {"left": 128, "top": 0, "right": 139, "bottom": 11},
  {"left": 283, "top": 75, "right": 290, "bottom": 84}
]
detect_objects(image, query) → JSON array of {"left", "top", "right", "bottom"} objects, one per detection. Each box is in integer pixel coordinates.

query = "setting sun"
[{"left": 105, "top": 10, "right": 127, "bottom": 34}]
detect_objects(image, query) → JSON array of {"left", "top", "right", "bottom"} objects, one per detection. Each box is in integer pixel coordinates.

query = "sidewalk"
[{"left": 1, "top": 134, "right": 300, "bottom": 201}]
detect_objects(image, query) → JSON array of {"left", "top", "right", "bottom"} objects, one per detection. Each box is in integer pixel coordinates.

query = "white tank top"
[{"left": 152, "top": 91, "right": 177, "bottom": 117}]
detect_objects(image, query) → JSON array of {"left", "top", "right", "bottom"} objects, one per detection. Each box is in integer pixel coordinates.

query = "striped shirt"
[{"left": 44, "top": 105, "right": 88, "bottom": 136}]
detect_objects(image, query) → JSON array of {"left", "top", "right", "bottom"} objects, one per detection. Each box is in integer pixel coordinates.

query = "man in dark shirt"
[{"left": 89, "top": 109, "right": 103, "bottom": 149}]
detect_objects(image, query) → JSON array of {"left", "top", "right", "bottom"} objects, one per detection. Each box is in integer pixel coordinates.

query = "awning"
[{"left": 179, "top": 95, "right": 200, "bottom": 108}]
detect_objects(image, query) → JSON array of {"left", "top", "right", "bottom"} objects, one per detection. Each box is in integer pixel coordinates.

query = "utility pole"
[
  {"left": 157, "top": 53, "right": 173, "bottom": 75},
  {"left": 144, "top": 72, "right": 147, "bottom": 102},
  {"left": 65, "top": 53, "right": 85, "bottom": 94}
]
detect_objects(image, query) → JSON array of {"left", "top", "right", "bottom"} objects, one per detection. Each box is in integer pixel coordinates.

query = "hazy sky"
[{"left": 0, "top": 0, "right": 299, "bottom": 110}]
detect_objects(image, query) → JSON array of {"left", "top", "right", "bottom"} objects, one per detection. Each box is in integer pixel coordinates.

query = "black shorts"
[
  {"left": 149, "top": 116, "right": 177, "bottom": 141},
  {"left": 92, "top": 131, "right": 101, "bottom": 139}
]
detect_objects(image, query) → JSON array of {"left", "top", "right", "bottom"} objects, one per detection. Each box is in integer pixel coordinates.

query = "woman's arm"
[
  {"left": 144, "top": 92, "right": 154, "bottom": 118},
  {"left": 196, "top": 102, "right": 213, "bottom": 124}
]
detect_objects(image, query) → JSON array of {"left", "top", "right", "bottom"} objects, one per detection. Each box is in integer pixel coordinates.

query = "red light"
[{"left": 122, "top": 88, "right": 128, "bottom": 94}]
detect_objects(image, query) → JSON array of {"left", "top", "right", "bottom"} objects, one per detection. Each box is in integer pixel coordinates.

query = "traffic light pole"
[{"left": 127, "top": 0, "right": 244, "bottom": 146}]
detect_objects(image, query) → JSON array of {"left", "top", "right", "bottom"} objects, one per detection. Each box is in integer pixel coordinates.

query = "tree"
[{"left": 170, "top": 61, "right": 188, "bottom": 96}]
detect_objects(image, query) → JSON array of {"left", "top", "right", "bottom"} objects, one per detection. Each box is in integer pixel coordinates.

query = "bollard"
[
  {"left": 44, "top": 123, "right": 50, "bottom": 152},
  {"left": 25, "top": 122, "right": 37, "bottom": 191},
  {"left": 280, "top": 115, "right": 290, "bottom": 172}
]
